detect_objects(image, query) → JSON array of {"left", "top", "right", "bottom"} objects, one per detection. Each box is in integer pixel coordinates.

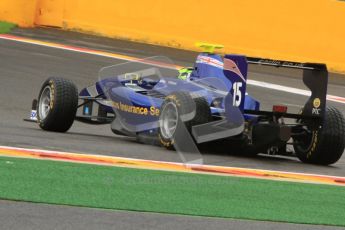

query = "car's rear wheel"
[
  {"left": 158, "top": 92, "right": 210, "bottom": 149},
  {"left": 293, "top": 106, "right": 345, "bottom": 165},
  {"left": 37, "top": 77, "right": 78, "bottom": 132}
]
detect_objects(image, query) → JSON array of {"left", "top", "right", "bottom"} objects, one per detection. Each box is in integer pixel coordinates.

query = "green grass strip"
[
  {"left": 0, "top": 156, "right": 344, "bottom": 226},
  {"left": 0, "top": 21, "right": 16, "bottom": 34}
]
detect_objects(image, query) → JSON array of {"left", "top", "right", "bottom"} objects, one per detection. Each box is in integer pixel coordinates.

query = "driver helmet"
[{"left": 177, "top": 67, "right": 193, "bottom": 80}]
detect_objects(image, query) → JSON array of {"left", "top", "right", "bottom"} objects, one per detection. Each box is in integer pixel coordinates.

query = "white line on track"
[
  {"left": 248, "top": 80, "right": 345, "bottom": 104},
  {"left": 1, "top": 34, "right": 345, "bottom": 104}
]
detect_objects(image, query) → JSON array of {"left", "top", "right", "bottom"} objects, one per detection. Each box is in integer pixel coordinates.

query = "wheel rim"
[
  {"left": 294, "top": 127, "right": 314, "bottom": 152},
  {"left": 160, "top": 102, "right": 178, "bottom": 139},
  {"left": 38, "top": 86, "right": 52, "bottom": 120}
]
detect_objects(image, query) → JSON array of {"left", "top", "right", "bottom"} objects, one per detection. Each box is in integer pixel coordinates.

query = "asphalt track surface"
[
  {"left": 1, "top": 28, "right": 345, "bottom": 229},
  {"left": 2, "top": 200, "right": 344, "bottom": 230},
  {"left": 3, "top": 200, "right": 345, "bottom": 230}
]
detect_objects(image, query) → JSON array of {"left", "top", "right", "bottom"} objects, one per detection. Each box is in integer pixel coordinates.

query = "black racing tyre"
[
  {"left": 158, "top": 92, "right": 211, "bottom": 149},
  {"left": 293, "top": 106, "right": 345, "bottom": 165},
  {"left": 37, "top": 77, "right": 78, "bottom": 132}
]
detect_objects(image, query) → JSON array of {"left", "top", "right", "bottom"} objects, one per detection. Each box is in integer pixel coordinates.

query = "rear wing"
[{"left": 246, "top": 57, "right": 328, "bottom": 120}]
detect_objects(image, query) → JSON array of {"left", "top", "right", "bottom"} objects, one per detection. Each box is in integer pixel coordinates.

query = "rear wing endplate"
[{"left": 246, "top": 57, "right": 328, "bottom": 120}]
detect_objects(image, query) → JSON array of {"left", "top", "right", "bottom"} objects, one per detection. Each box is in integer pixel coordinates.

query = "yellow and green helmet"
[{"left": 177, "top": 67, "right": 193, "bottom": 80}]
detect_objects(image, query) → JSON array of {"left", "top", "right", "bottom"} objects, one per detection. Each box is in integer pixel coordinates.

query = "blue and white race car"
[{"left": 28, "top": 43, "right": 345, "bottom": 165}]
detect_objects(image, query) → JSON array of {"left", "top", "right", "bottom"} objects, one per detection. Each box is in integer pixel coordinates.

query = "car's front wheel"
[
  {"left": 158, "top": 92, "right": 210, "bottom": 149},
  {"left": 37, "top": 77, "right": 78, "bottom": 132}
]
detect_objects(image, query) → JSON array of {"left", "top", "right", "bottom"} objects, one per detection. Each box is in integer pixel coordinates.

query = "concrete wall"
[
  {"left": 0, "top": 0, "right": 38, "bottom": 27},
  {"left": 1, "top": 0, "right": 345, "bottom": 72}
]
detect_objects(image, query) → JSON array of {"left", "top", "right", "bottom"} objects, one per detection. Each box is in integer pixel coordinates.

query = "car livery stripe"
[
  {"left": 0, "top": 145, "right": 345, "bottom": 187},
  {"left": 223, "top": 58, "right": 246, "bottom": 82},
  {"left": 0, "top": 34, "right": 344, "bottom": 104},
  {"left": 197, "top": 55, "right": 247, "bottom": 82},
  {"left": 196, "top": 55, "right": 224, "bottom": 68}
]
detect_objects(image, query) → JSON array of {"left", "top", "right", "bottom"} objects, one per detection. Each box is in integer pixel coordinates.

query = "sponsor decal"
[
  {"left": 312, "top": 108, "right": 321, "bottom": 115},
  {"left": 312, "top": 98, "right": 321, "bottom": 115},
  {"left": 257, "top": 59, "right": 306, "bottom": 68},
  {"left": 30, "top": 110, "right": 37, "bottom": 121},
  {"left": 313, "top": 98, "right": 321, "bottom": 108},
  {"left": 49, "top": 81, "right": 55, "bottom": 109},
  {"left": 112, "top": 101, "right": 160, "bottom": 116},
  {"left": 307, "top": 131, "right": 318, "bottom": 158}
]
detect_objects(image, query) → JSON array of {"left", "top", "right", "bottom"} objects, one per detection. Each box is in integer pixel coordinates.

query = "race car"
[{"left": 27, "top": 43, "right": 345, "bottom": 165}]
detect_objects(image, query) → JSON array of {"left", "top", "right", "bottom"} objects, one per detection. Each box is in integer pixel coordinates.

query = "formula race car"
[{"left": 27, "top": 43, "right": 345, "bottom": 165}]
